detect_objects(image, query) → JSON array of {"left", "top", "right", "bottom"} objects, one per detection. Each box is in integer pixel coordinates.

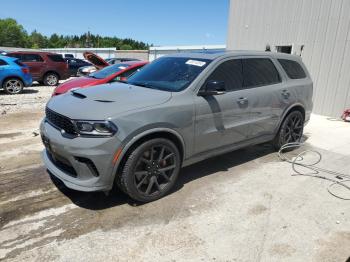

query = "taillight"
[{"left": 21, "top": 67, "right": 29, "bottom": 74}]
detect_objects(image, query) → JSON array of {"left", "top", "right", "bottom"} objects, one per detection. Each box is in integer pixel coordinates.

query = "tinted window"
[
  {"left": 205, "top": 59, "right": 243, "bottom": 91},
  {"left": 7, "top": 53, "right": 22, "bottom": 59},
  {"left": 111, "top": 67, "right": 141, "bottom": 82},
  {"left": 0, "top": 59, "right": 7, "bottom": 66},
  {"left": 243, "top": 58, "right": 281, "bottom": 88},
  {"left": 48, "top": 54, "right": 65, "bottom": 62},
  {"left": 89, "top": 63, "right": 130, "bottom": 79},
  {"left": 121, "top": 66, "right": 142, "bottom": 78},
  {"left": 127, "top": 57, "right": 211, "bottom": 92},
  {"left": 278, "top": 59, "right": 306, "bottom": 79},
  {"left": 22, "top": 54, "right": 43, "bottom": 62}
]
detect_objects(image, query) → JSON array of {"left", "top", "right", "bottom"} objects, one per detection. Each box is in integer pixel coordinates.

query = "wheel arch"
[
  {"left": 113, "top": 128, "right": 185, "bottom": 180},
  {"left": 276, "top": 103, "right": 306, "bottom": 133}
]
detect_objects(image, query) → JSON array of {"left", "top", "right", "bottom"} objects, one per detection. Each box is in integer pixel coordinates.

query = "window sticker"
[{"left": 185, "top": 60, "right": 206, "bottom": 67}]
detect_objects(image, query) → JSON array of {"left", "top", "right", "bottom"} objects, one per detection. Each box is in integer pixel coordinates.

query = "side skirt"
[{"left": 182, "top": 134, "right": 274, "bottom": 167}]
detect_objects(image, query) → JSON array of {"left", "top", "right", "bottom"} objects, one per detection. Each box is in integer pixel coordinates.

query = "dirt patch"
[
  {"left": 0, "top": 132, "right": 22, "bottom": 139},
  {"left": 269, "top": 243, "right": 297, "bottom": 257},
  {"left": 248, "top": 204, "right": 269, "bottom": 216},
  {"left": 314, "top": 231, "right": 350, "bottom": 262}
]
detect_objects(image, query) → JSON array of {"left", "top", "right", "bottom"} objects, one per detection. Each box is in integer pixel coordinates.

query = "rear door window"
[
  {"left": 7, "top": 53, "right": 22, "bottom": 60},
  {"left": 242, "top": 58, "right": 281, "bottom": 88},
  {"left": 205, "top": 59, "right": 243, "bottom": 92},
  {"left": 278, "top": 59, "right": 306, "bottom": 79},
  {"left": 48, "top": 54, "right": 65, "bottom": 62},
  {"left": 22, "top": 54, "right": 44, "bottom": 62}
]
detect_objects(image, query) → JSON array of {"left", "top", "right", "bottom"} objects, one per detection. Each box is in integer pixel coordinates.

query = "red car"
[
  {"left": 7, "top": 52, "right": 70, "bottom": 86},
  {"left": 52, "top": 59, "right": 148, "bottom": 96}
]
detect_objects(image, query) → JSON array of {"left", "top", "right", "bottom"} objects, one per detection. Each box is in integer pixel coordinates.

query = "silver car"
[{"left": 40, "top": 51, "right": 313, "bottom": 202}]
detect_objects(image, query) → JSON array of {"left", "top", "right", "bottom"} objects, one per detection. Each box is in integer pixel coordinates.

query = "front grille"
[{"left": 45, "top": 107, "right": 77, "bottom": 135}]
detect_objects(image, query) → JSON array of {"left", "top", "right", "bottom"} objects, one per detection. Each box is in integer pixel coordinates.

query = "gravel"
[{"left": 0, "top": 80, "right": 71, "bottom": 115}]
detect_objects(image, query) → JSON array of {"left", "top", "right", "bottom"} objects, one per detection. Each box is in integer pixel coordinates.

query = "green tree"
[
  {"left": 0, "top": 18, "right": 150, "bottom": 50},
  {"left": 48, "top": 33, "right": 61, "bottom": 48},
  {"left": 0, "top": 18, "right": 29, "bottom": 47},
  {"left": 119, "top": 44, "right": 133, "bottom": 50},
  {"left": 29, "top": 30, "right": 48, "bottom": 48}
]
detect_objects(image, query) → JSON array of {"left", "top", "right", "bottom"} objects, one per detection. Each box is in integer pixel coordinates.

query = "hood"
[
  {"left": 53, "top": 77, "right": 104, "bottom": 95},
  {"left": 83, "top": 52, "right": 110, "bottom": 69},
  {"left": 47, "top": 83, "right": 172, "bottom": 120}
]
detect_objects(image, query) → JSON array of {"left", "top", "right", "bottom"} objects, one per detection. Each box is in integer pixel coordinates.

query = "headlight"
[{"left": 73, "top": 120, "right": 117, "bottom": 137}]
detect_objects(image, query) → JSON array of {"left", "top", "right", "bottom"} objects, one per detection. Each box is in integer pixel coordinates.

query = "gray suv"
[{"left": 40, "top": 51, "right": 313, "bottom": 202}]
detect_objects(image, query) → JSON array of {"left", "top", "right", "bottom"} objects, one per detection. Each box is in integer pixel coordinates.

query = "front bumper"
[{"left": 40, "top": 120, "right": 121, "bottom": 192}]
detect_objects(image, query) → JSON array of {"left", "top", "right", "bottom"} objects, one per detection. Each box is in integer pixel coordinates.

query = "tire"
[
  {"left": 273, "top": 110, "right": 304, "bottom": 150},
  {"left": 43, "top": 72, "right": 59, "bottom": 86},
  {"left": 116, "top": 138, "right": 181, "bottom": 202},
  {"left": 3, "top": 78, "right": 24, "bottom": 94}
]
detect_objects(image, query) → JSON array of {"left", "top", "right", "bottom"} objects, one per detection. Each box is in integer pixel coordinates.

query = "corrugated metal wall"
[{"left": 227, "top": 0, "right": 350, "bottom": 117}]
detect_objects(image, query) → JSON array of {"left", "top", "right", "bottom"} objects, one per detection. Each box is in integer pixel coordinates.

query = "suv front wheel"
[
  {"left": 117, "top": 138, "right": 181, "bottom": 202},
  {"left": 44, "top": 72, "right": 59, "bottom": 86}
]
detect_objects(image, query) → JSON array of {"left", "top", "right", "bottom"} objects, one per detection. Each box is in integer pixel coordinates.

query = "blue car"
[{"left": 0, "top": 55, "right": 32, "bottom": 94}]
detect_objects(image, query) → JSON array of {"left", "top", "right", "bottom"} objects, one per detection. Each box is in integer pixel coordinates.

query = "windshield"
[
  {"left": 127, "top": 57, "right": 211, "bottom": 92},
  {"left": 89, "top": 63, "right": 130, "bottom": 79}
]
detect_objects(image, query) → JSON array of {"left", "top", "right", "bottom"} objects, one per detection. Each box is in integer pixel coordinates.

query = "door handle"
[
  {"left": 237, "top": 97, "right": 248, "bottom": 105},
  {"left": 281, "top": 90, "right": 290, "bottom": 98}
]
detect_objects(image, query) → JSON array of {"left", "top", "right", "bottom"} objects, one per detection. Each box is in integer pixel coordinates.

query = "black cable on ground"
[{"left": 278, "top": 142, "right": 350, "bottom": 200}]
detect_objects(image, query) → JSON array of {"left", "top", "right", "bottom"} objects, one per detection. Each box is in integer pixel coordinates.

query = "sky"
[{"left": 0, "top": 0, "right": 229, "bottom": 46}]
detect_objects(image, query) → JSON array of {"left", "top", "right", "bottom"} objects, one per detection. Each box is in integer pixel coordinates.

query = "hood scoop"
[{"left": 71, "top": 90, "right": 86, "bottom": 99}]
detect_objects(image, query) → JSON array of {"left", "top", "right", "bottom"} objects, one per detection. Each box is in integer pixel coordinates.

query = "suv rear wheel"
[
  {"left": 44, "top": 72, "right": 59, "bottom": 86},
  {"left": 3, "top": 78, "right": 24, "bottom": 94},
  {"left": 273, "top": 110, "right": 304, "bottom": 149},
  {"left": 116, "top": 138, "right": 181, "bottom": 202}
]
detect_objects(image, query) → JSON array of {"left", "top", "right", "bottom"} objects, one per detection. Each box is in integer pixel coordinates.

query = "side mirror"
[{"left": 198, "top": 80, "right": 226, "bottom": 96}]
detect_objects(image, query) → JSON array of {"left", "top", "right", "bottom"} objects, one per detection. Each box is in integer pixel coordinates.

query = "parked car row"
[
  {"left": 7, "top": 52, "right": 70, "bottom": 86},
  {"left": 1, "top": 50, "right": 145, "bottom": 94},
  {"left": 76, "top": 52, "right": 140, "bottom": 76},
  {"left": 53, "top": 60, "right": 147, "bottom": 96},
  {"left": 64, "top": 57, "right": 92, "bottom": 77}
]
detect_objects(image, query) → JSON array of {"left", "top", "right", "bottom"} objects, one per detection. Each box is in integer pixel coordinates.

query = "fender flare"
[
  {"left": 275, "top": 103, "right": 306, "bottom": 133},
  {"left": 110, "top": 127, "right": 186, "bottom": 180}
]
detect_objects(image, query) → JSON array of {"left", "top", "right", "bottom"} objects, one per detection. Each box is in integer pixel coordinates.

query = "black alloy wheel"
[
  {"left": 273, "top": 110, "right": 304, "bottom": 149},
  {"left": 117, "top": 138, "right": 181, "bottom": 202}
]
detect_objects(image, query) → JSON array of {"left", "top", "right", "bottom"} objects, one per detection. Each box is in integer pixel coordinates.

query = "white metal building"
[
  {"left": 227, "top": 0, "right": 350, "bottom": 117},
  {"left": 41, "top": 48, "right": 116, "bottom": 59},
  {"left": 149, "top": 45, "right": 226, "bottom": 61}
]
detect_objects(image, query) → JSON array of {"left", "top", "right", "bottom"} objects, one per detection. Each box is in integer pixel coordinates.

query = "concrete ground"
[{"left": 0, "top": 85, "right": 349, "bottom": 261}]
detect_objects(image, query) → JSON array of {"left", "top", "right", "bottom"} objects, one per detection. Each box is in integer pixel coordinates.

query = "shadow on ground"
[{"left": 53, "top": 142, "right": 278, "bottom": 210}]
